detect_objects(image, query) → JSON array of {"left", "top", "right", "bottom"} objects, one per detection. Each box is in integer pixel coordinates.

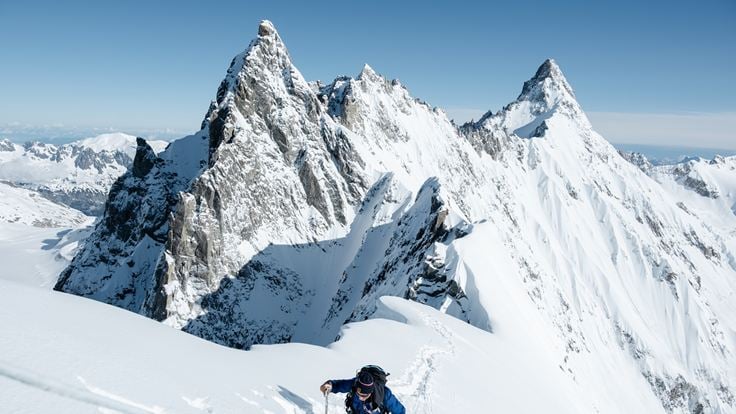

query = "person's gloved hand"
[{"left": 320, "top": 381, "right": 332, "bottom": 395}]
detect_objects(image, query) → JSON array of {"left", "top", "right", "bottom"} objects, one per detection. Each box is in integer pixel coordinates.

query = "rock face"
[
  {"left": 56, "top": 21, "right": 735, "bottom": 413},
  {"left": 620, "top": 150, "right": 654, "bottom": 173},
  {"left": 55, "top": 134, "right": 201, "bottom": 317}
]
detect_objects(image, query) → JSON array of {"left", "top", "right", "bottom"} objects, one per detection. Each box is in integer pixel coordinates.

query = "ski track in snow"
[
  {"left": 390, "top": 311, "right": 456, "bottom": 414},
  {"left": 0, "top": 359, "right": 166, "bottom": 414}
]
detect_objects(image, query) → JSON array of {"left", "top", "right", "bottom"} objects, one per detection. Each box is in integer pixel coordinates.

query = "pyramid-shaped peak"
[
  {"left": 258, "top": 20, "right": 278, "bottom": 37},
  {"left": 358, "top": 63, "right": 381, "bottom": 81},
  {"left": 517, "top": 58, "right": 577, "bottom": 105},
  {"left": 203, "top": 18, "right": 302, "bottom": 137},
  {"left": 534, "top": 59, "right": 562, "bottom": 79}
]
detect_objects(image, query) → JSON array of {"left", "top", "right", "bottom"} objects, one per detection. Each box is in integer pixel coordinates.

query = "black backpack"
[{"left": 344, "top": 365, "right": 390, "bottom": 413}]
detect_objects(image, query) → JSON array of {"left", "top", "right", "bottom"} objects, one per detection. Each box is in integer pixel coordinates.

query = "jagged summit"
[
  {"left": 521, "top": 59, "right": 572, "bottom": 95},
  {"left": 203, "top": 19, "right": 321, "bottom": 163},
  {"left": 460, "top": 58, "right": 589, "bottom": 154},
  {"left": 257, "top": 19, "right": 277, "bottom": 37},
  {"left": 358, "top": 63, "right": 380, "bottom": 81},
  {"left": 516, "top": 58, "right": 578, "bottom": 109},
  {"left": 209, "top": 19, "right": 292, "bottom": 109}
]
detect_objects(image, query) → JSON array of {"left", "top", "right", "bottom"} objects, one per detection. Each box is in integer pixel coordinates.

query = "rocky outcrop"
[
  {"left": 341, "top": 178, "right": 484, "bottom": 329},
  {"left": 54, "top": 136, "right": 187, "bottom": 317},
  {"left": 620, "top": 150, "right": 654, "bottom": 173}
]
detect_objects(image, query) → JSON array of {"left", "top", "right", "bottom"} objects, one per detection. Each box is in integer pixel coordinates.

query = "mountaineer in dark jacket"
[{"left": 320, "top": 368, "right": 405, "bottom": 414}]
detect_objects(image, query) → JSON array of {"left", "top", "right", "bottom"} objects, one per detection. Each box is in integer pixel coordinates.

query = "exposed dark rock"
[{"left": 131, "top": 137, "right": 160, "bottom": 178}]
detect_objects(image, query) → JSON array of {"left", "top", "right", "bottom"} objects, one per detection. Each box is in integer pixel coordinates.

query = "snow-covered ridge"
[
  {"left": 0, "top": 133, "right": 169, "bottom": 215},
  {"left": 55, "top": 20, "right": 736, "bottom": 413}
]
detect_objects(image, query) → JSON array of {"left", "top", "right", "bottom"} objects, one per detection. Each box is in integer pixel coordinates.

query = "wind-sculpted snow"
[
  {"left": 331, "top": 178, "right": 490, "bottom": 334},
  {"left": 55, "top": 20, "right": 736, "bottom": 413}
]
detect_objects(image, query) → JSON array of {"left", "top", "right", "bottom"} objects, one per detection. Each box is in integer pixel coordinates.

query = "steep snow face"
[
  {"left": 54, "top": 21, "right": 736, "bottom": 413},
  {"left": 454, "top": 62, "right": 736, "bottom": 411},
  {"left": 485, "top": 125, "right": 736, "bottom": 412},
  {"left": 623, "top": 153, "right": 736, "bottom": 270},
  {"left": 0, "top": 134, "right": 168, "bottom": 215}
]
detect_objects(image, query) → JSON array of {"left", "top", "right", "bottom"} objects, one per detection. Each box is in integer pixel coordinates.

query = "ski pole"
[{"left": 324, "top": 391, "right": 329, "bottom": 414}]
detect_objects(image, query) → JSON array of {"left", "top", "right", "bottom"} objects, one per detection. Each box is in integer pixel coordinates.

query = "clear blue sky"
[{"left": 0, "top": 0, "right": 734, "bottom": 147}]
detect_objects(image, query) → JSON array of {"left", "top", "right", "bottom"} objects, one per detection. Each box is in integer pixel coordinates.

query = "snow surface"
[
  {"left": 0, "top": 220, "right": 92, "bottom": 288},
  {"left": 0, "top": 182, "right": 89, "bottom": 227},
  {"left": 0, "top": 278, "right": 662, "bottom": 414}
]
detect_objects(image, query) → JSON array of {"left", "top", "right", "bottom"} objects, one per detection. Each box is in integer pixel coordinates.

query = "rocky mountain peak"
[
  {"left": 257, "top": 19, "right": 277, "bottom": 37},
  {"left": 131, "top": 137, "right": 159, "bottom": 178},
  {"left": 208, "top": 20, "right": 294, "bottom": 110},
  {"left": 357, "top": 63, "right": 381, "bottom": 82},
  {"left": 520, "top": 59, "right": 573, "bottom": 97},
  {"left": 515, "top": 58, "right": 579, "bottom": 111},
  {"left": 460, "top": 59, "right": 588, "bottom": 155},
  {"left": 204, "top": 20, "right": 321, "bottom": 164}
]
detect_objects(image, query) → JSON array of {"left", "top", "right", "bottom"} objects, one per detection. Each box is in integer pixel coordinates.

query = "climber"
[{"left": 320, "top": 365, "right": 405, "bottom": 414}]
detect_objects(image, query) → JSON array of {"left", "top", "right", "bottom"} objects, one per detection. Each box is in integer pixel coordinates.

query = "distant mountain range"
[
  {"left": 615, "top": 143, "right": 736, "bottom": 165},
  {"left": 0, "top": 123, "right": 188, "bottom": 144},
  {"left": 0, "top": 133, "right": 168, "bottom": 216}
]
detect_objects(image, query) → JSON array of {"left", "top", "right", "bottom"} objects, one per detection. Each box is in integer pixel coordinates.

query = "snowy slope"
[
  {"left": 650, "top": 155, "right": 736, "bottom": 225},
  {"left": 1, "top": 279, "right": 665, "bottom": 414},
  {"left": 53, "top": 21, "right": 736, "bottom": 413},
  {"left": 0, "top": 181, "right": 89, "bottom": 227},
  {"left": 0, "top": 222, "right": 91, "bottom": 289},
  {"left": 0, "top": 133, "right": 168, "bottom": 215}
]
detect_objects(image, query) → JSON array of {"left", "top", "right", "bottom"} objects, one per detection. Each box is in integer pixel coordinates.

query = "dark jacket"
[{"left": 329, "top": 377, "right": 406, "bottom": 414}]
